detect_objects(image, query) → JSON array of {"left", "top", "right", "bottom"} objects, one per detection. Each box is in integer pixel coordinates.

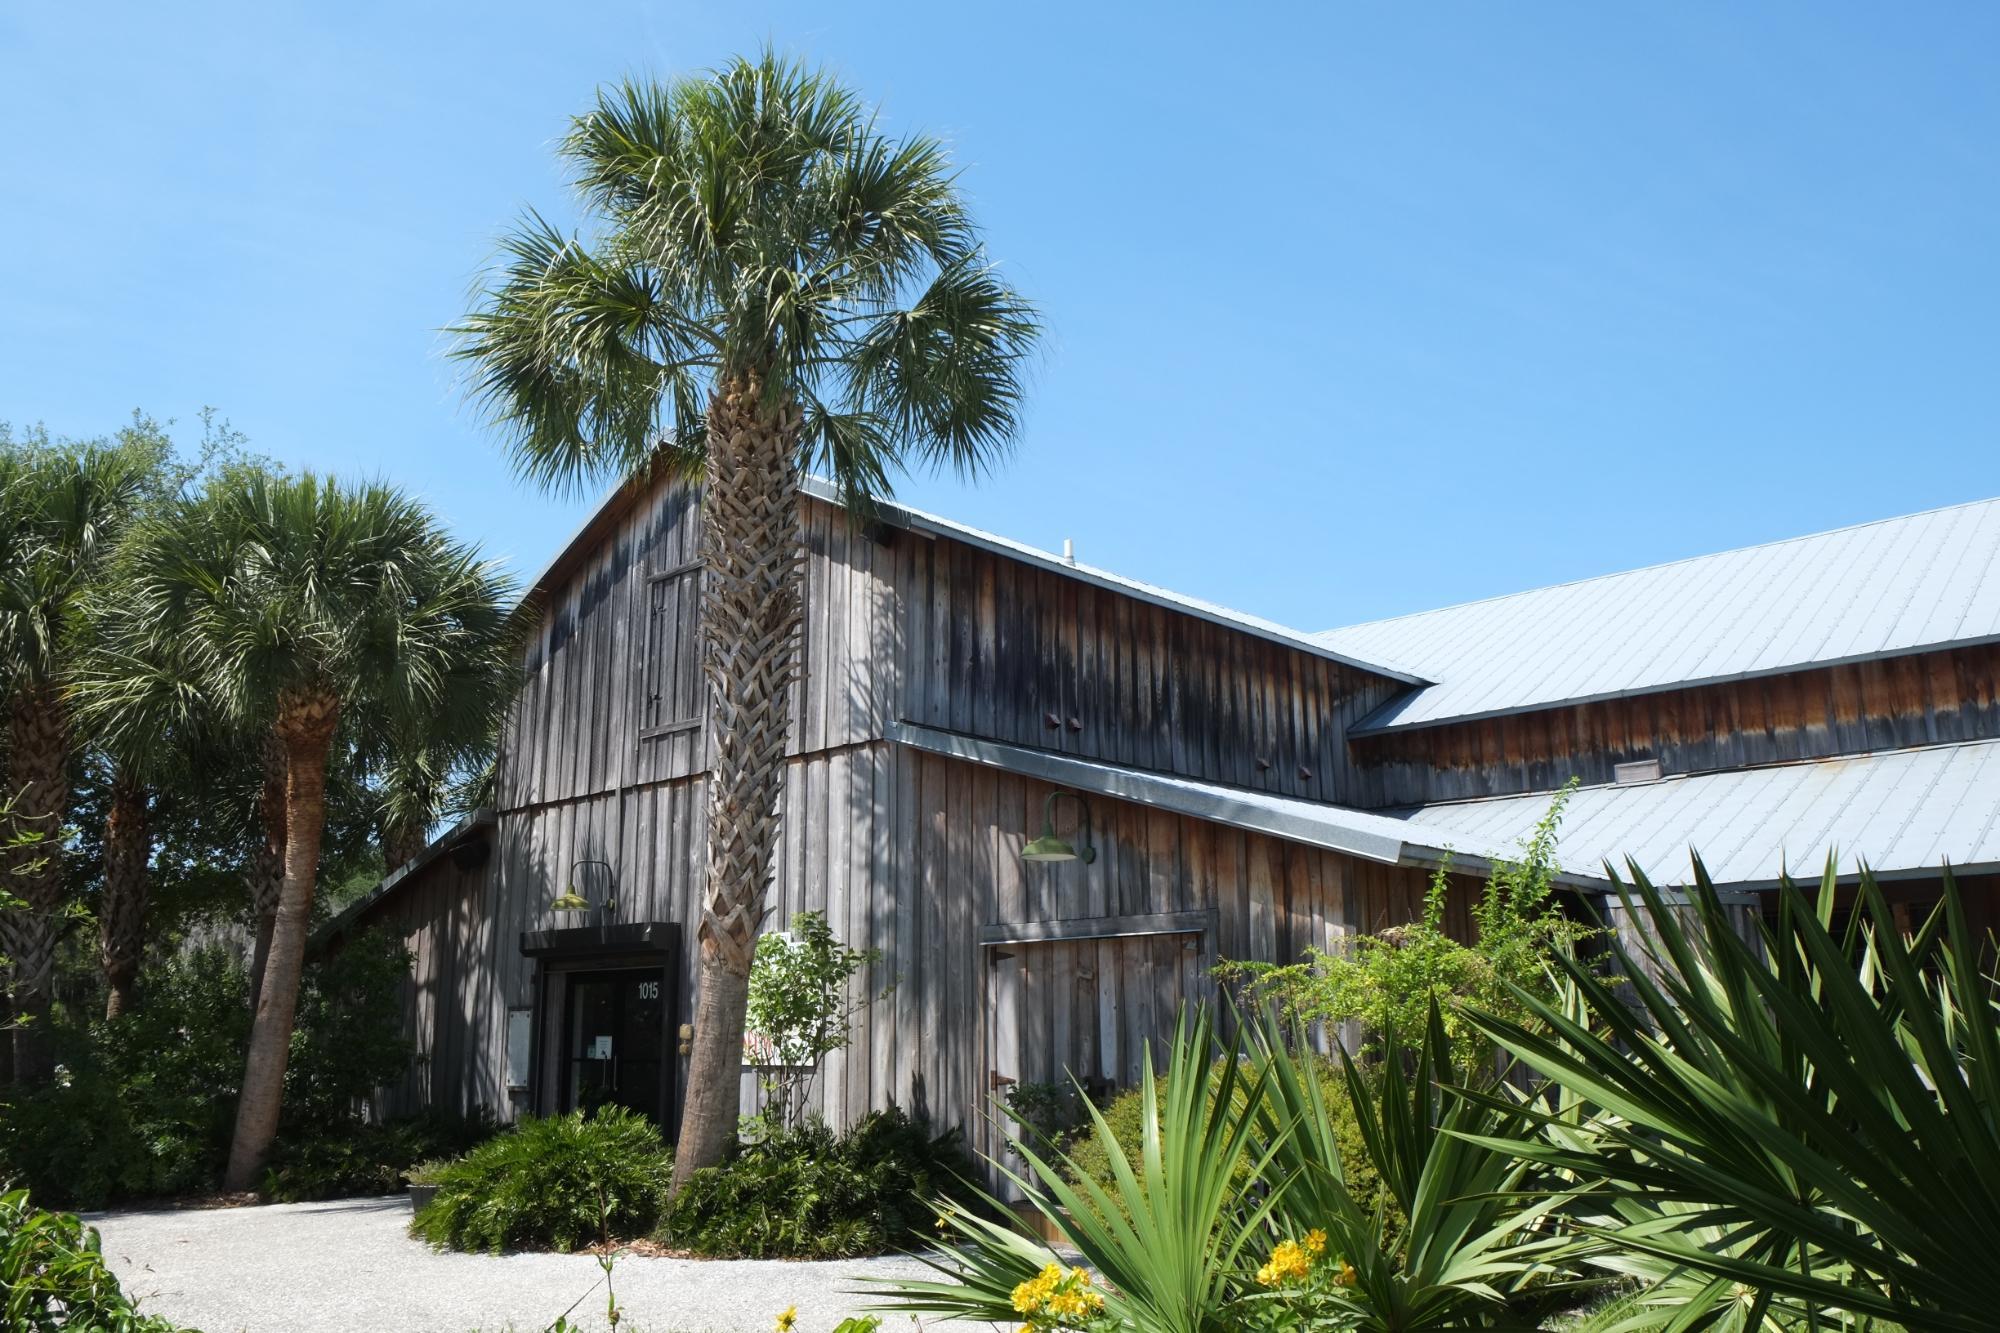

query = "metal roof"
[
  {"left": 890, "top": 722, "right": 1602, "bottom": 886},
  {"left": 308, "top": 809, "right": 495, "bottom": 952},
  {"left": 1318, "top": 496, "right": 2000, "bottom": 734},
  {"left": 1389, "top": 738, "right": 2000, "bottom": 889}
]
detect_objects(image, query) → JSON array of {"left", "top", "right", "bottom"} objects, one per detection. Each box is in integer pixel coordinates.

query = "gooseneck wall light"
[
  {"left": 1021, "top": 790, "right": 1097, "bottom": 863},
  {"left": 550, "top": 858, "right": 617, "bottom": 923}
]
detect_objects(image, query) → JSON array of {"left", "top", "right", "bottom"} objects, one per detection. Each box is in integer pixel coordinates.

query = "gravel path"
[{"left": 90, "top": 1196, "right": 966, "bottom": 1333}]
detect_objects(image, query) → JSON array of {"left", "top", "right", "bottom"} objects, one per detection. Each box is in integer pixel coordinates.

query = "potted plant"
[{"left": 406, "top": 1159, "right": 448, "bottom": 1213}]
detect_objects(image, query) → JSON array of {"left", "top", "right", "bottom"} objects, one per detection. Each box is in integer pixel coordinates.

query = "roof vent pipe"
[{"left": 1062, "top": 538, "right": 1076, "bottom": 566}]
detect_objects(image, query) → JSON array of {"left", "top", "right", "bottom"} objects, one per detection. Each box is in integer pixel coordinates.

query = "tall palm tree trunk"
[
  {"left": 670, "top": 373, "right": 804, "bottom": 1194},
  {"left": 1, "top": 683, "right": 71, "bottom": 1086},
  {"left": 98, "top": 769, "right": 151, "bottom": 1020},
  {"left": 224, "top": 689, "right": 339, "bottom": 1192},
  {"left": 246, "top": 733, "right": 287, "bottom": 1013}
]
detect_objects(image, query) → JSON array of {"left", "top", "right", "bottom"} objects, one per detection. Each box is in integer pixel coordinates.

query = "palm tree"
[
  {"left": 0, "top": 443, "right": 148, "bottom": 1079},
  {"left": 366, "top": 695, "right": 511, "bottom": 873},
  {"left": 455, "top": 51, "right": 1039, "bottom": 1186},
  {"left": 69, "top": 570, "right": 224, "bottom": 1019},
  {"left": 121, "top": 471, "right": 515, "bottom": 1190}
]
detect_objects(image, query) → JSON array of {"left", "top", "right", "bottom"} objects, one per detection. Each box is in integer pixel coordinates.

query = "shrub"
[
  {"left": 1220, "top": 781, "right": 1588, "bottom": 1062},
  {"left": 1, "top": 1185, "right": 189, "bottom": 1332},
  {"left": 0, "top": 932, "right": 414, "bottom": 1208},
  {"left": 662, "top": 1106, "right": 973, "bottom": 1259},
  {"left": 262, "top": 1108, "right": 499, "bottom": 1202},
  {"left": 411, "top": 1108, "right": 670, "bottom": 1254},
  {"left": 1476, "top": 861, "right": 2000, "bottom": 1330},
  {"left": 1060, "top": 1056, "right": 1393, "bottom": 1227},
  {"left": 744, "top": 910, "right": 879, "bottom": 1134}
]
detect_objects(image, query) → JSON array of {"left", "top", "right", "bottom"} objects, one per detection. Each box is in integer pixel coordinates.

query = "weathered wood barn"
[{"left": 321, "top": 482, "right": 2000, "bottom": 1156}]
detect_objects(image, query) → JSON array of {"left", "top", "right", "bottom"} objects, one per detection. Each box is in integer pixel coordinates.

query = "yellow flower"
[
  {"left": 1334, "top": 1260, "right": 1358, "bottom": 1288},
  {"left": 1012, "top": 1264, "right": 1104, "bottom": 1326},
  {"left": 1255, "top": 1239, "right": 1314, "bottom": 1287},
  {"left": 775, "top": 1307, "right": 798, "bottom": 1333},
  {"left": 1303, "top": 1228, "right": 1327, "bottom": 1257}
]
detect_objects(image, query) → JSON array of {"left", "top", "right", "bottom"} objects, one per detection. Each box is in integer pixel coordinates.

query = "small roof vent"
[{"left": 1613, "top": 758, "right": 1663, "bottom": 785}]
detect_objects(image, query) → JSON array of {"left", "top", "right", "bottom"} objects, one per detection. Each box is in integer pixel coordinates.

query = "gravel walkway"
[{"left": 90, "top": 1196, "right": 967, "bottom": 1333}]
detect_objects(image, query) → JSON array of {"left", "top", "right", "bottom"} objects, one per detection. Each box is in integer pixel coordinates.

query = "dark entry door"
[{"left": 563, "top": 968, "right": 667, "bottom": 1122}]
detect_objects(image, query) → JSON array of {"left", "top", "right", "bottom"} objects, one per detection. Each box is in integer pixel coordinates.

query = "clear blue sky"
[{"left": 4, "top": 4, "right": 1995, "bottom": 629}]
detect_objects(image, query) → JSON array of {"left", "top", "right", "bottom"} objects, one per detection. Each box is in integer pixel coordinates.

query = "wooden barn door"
[{"left": 982, "top": 926, "right": 1209, "bottom": 1194}]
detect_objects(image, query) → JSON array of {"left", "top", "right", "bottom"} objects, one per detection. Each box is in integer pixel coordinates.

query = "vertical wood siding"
[
  {"left": 895, "top": 530, "right": 1405, "bottom": 804},
  {"left": 1352, "top": 643, "right": 2000, "bottom": 806},
  {"left": 484, "top": 743, "right": 1431, "bottom": 1137}
]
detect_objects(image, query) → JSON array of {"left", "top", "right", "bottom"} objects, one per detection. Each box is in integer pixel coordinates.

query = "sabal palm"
[
  {"left": 0, "top": 443, "right": 148, "bottom": 1079},
  {"left": 121, "top": 471, "right": 514, "bottom": 1190},
  {"left": 456, "top": 51, "right": 1039, "bottom": 1183},
  {"left": 69, "top": 594, "right": 191, "bottom": 1020}
]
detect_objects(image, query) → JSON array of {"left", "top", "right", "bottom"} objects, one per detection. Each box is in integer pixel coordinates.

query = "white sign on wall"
[{"left": 506, "top": 1008, "right": 532, "bottom": 1091}]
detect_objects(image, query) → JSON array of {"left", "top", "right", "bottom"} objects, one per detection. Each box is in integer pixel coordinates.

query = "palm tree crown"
[
  {"left": 455, "top": 50, "right": 1040, "bottom": 500},
  {"left": 129, "top": 470, "right": 514, "bottom": 738}
]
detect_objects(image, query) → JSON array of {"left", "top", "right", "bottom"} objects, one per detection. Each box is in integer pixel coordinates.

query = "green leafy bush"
[
  {"left": 745, "top": 910, "right": 880, "bottom": 1134},
  {"left": 1220, "top": 781, "right": 1588, "bottom": 1061},
  {"left": 262, "top": 1108, "right": 498, "bottom": 1202},
  {"left": 1, "top": 1185, "right": 192, "bottom": 1332},
  {"left": 1060, "top": 1055, "right": 1393, "bottom": 1226},
  {"left": 411, "top": 1108, "right": 670, "bottom": 1254},
  {"left": 0, "top": 932, "right": 414, "bottom": 1208},
  {"left": 662, "top": 1106, "right": 973, "bottom": 1258}
]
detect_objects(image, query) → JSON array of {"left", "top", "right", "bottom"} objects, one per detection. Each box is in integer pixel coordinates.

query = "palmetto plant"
[
  {"left": 880, "top": 1009, "right": 1578, "bottom": 1333},
  {"left": 0, "top": 443, "right": 148, "bottom": 1079},
  {"left": 1248, "top": 1011, "right": 1579, "bottom": 1330},
  {"left": 455, "top": 50, "right": 1039, "bottom": 1187},
  {"left": 1467, "top": 859, "right": 2000, "bottom": 1331},
  {"left": 117, "top": 471, "right": 514, "bottom": 1190},
  {"left": 882, "top": 1009, "right": 1283, "bottom": 1333}
]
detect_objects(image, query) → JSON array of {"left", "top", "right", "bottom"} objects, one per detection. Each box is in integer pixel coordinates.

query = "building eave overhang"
[{"left": 888, "top": 721, "right": 1605, "bottom": 890}]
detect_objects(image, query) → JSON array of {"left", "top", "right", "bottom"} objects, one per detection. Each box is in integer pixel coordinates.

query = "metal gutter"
[{"left": 888, "top": 721, "right": 1605, "bottom": 888}]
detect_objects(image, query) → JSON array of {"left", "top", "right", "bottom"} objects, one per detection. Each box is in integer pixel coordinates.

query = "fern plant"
[{"left": 410, "top": 1108, "right": 669, "bottom": 1254}]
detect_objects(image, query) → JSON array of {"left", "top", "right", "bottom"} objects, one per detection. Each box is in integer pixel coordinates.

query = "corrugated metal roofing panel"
[
  {"left": 1390, "top": 739, "right": 2000, "bottom": 888},
  {"left": 1322, "top": 496, "right": 2000, "bottom": 733}
]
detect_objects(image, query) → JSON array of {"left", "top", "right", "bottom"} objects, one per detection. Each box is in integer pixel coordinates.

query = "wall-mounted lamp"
[
  {"left": 551, "top": 859, "right": 617, "bottom": 922},
  {"left": 1021, "top": 790, "right": 1096, "bottom": 863}
]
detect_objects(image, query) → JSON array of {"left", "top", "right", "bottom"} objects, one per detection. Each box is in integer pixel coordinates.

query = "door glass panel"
[
  {"left": 565, "top": 969, "right": 666, "bottom": 1124},
  {"left": 617, "top": 971, "right": 664, "bottom": 1123},
  {"left": 568, "top": 978, "right": 618, "bottom": 1116}
]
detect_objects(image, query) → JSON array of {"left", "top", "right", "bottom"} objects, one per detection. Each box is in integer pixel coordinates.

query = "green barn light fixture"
[
  {"left": 551, "top": 859, "right": 616, "bottom": 918},
  {"left": 1021, "top": 790, "right": 1096, "bottom": 863}
]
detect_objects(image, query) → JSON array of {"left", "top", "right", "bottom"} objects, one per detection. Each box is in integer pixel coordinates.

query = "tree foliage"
[
  {"left": 744, "top": 908, "right": 879, "bottom": 1133},
  {"left": 1219, "top": 780, "right": 1588, "bottom": 1060}
]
